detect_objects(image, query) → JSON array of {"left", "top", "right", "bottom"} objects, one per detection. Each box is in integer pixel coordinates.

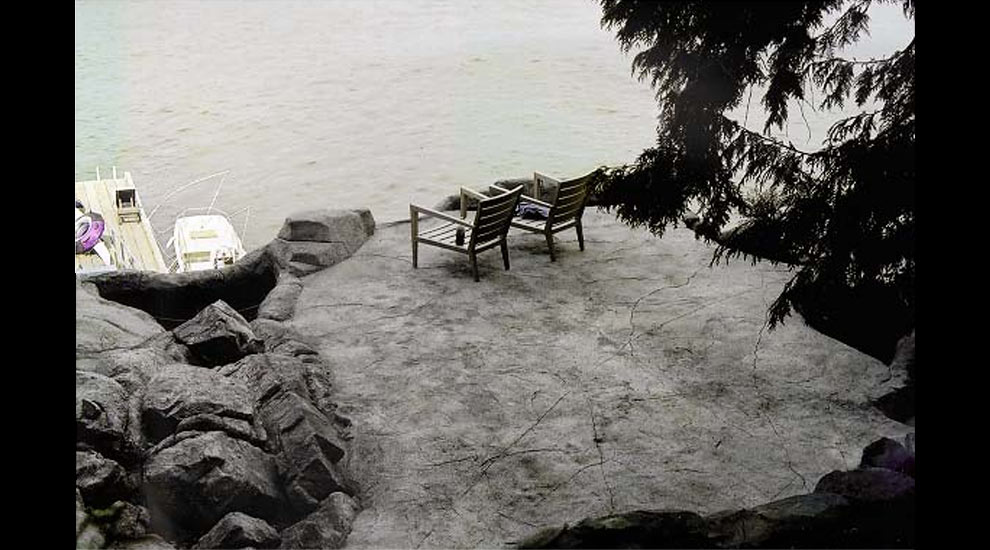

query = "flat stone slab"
[{"left": 289, "top": 209, "right": 911, "bottom": 548}]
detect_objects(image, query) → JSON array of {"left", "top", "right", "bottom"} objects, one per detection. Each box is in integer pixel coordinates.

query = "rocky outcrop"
[
  {"left": 192, "top": 512, "right": 280, "bottom": 549},
  {"left": 705, "top": 493, "right": 852, "bottom": 548},
  {"left": 279, "top": 493, "right": 359, "bottom": 550},
  {"left": 814, "top": 467, "right": 915, "bottom": 503},
  {"left": 872, "top": 330, "right": 915, "bottom": 427},
  {"left": 264, "top": 391, "right": 351, "bottom": 513},
  {"left": 267, "top": 208, "right": 376, "bottom": 276},
  {"left": 520, "top": 510, "right": 710, "bottom": 549},
  {"left": 519, "top": 433, "right": 916, "bottom": 549},
  {"left": 80, "top": 247, "right": 280, "bottom": 330},
  {"left": 76, "top": 279, "right": 165, "bottom": 356},
  {"left": 859, "top": 436, "right": 915, "bottom": 477},
  {"left": 249, "top": 319, "right": 321, "bottom": 360},
  {"left": 76, "top": 209, "right": 362, "bottom": 548},
  {"left": 140, "top": 363, "right": 257, "bottom": 444},
  {"left": 77, "top": 371, "right": 142, "bottom": 463},
  {"left": 258, "top": 272, "right": 304, "bottom": 322},
  {"left": 76, "top": 450, "right": 128, "bottom": 507},
  {"left": 218, "top": 353, "right": 315, "bottom": 409},
  {"left": 172, "top": 300, "right": 264, "bottom": 366},
  {"left": 143, "top": 431, "right": 285, "bottom": 540},
  {"left": 76, "top": 496, "right": 154, "bottom": 549}
]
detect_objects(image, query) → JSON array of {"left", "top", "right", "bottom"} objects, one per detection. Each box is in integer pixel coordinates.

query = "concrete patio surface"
[{"left": 289, "top": 209, "right": 911, "bottom": 549}]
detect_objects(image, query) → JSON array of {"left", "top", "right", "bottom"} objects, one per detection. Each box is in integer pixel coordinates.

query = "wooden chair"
[
  {"left": 410, "top": 185, "right": 524, "bottom": 281},
  {"left": 493, "top": 171, "right": 594, "bottom": 261}
]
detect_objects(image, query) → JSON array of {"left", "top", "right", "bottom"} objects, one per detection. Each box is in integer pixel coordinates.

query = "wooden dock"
[{"left": 75, "top": 171, "right": 169, "bottom": 273}]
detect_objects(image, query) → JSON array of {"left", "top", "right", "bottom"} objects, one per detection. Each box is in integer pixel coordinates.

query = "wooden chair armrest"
[
  {"left": 410, "top": 204, "right": 474, "bottom": 228},
  {"left": 518, "top": 195, "right": 553, "bottom": 209},
  {"left": 490, "top": 182, "right": 529, "bottom": 201},
  {"left": 460, "top": 187, "right": 487, "bottom": 200},
  {"left": 459, "top": 187, "right": 488, "bottom": 217},
  {"left": 489, "top": 182, "right": 513, "bottom": 195}
]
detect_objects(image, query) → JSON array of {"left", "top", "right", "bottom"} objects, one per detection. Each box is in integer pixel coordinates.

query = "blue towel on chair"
[{"left": 516, "top": 203, "right": 549, "bottom": 220}]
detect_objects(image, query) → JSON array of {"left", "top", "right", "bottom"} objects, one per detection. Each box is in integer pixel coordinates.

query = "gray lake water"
[{"left": 75, "top": 0, "right": 913, "bottom": 250}]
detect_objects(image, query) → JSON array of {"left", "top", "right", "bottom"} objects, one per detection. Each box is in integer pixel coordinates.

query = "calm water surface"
[
  {"left": 75, "top": 0, "right": 913, "bottom": 250},
  {"left": 75, "top": 0, "right": 662, "bottom": 249}
]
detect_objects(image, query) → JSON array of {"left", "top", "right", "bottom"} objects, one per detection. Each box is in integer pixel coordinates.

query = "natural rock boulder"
[
  {"left": 268, "top": 240, "right": 352, "bottom": 276},
  {"left": 112, "top": 534, "right": 177, "bottom": 549},
  {"left": 76, "top": 279, "right": 165, "bottom": 356},
  {"left": 77, "top": 371, "right": 139, "bottom": 460},
  {"left": 518, "top": 510, "right": 710, "bottom": 549},
  {"left": 860, "top": 437, "right": 915, "bottom": 477},
  {"left": 277, "top": 208, "right": 375, "bottom": 244},
  {"left": 76, "top": 450, "right": 126, "bottom": 507},
  {"left": 76, "top": 347, "right": 177, "bottom": 395},
  {"left": 872, "top": 383, "right": 914, "bottom": 425},
  {"left": 705, "top": 493, "right": 851, "bottom": 548},
  {"left": 218, "top": 353, "right": 312, "bottom": 407},
  {"left": 267, "top": 209, "right": 375, "bottom": 276},
  {"left": 814, "top": 467, "right": 915, "bottom": 503},
  {"left": 141, "top": 364, "right": 256, "bottom": 444},
  {"left": 107, "top": 501, "right": 152, "bottom": 541},
  {"left": 249, "top": 319, "right": 320, "bottom": 359},
  {"left": 193, "top": 512, "right": 280, "bottom": 549},
  {"left": 258, "top": 272, "right": 303, "bottom": 322},
  {"left": 260, "top": 391, "right": 349, "bottom": 513},
  {"left": 143, "top": 431, "right": 284, "bottom": 541},
  {"left": 279, "top": 492, "right": 359, "bottom": 549},
  {"left": 172, "top": 300, "right": 263, "bottom": 367}
]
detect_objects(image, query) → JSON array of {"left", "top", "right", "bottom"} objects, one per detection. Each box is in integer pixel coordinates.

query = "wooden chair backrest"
[
  {"left": 549, "top": 173, "right": 592, "bottom": 226},
  {"left": 470, "top": 185, "right": 523, "bottom": 247}
]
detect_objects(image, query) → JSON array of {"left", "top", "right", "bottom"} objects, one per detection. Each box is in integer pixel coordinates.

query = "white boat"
[
  {"left": 169, "top": 209, "right": 247, "bottom": 272},
  {"left": 75, "top": 167, "right": 249, "bottom": 274}
]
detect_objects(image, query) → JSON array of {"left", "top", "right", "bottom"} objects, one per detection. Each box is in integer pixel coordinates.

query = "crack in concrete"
[
  {"left": 460, "top": 392, "right": 570, "bottom": 498},
  {"left": 751, "top": 318, "right": 768, "bottom": 371},
  {"left": 751, "top": 268, "right": 771, "bottom": 371},
  {"left": 580, "top": 275, "right": 663, "bottom": 285},
  {"left": 305, "top": 302, "right": 370, "bottom": 309},
  {"left": 587, "top": 398, "right": 615, "bottom": 513},
  {"left": 632, "top": 287, "right": 759, "bottom": 342},
  {"left": 759, "top": 410, "right": 810, "bottom": 492},
  {"left": 533, "top": 461, "right": 601, "bottom": 506},
  {"left": 497, "top": 510, "right": 538, "bottom": 528},
  {"left": 425, "top": 455, "right": 480, "bottom": 468},
  {"left": 623, "top": 266, "right": 706, "bottom": 354}
]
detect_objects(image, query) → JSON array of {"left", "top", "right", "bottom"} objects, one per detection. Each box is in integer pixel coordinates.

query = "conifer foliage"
[{"left": 596, "top": 0, "right": 914, "bottom": 351}]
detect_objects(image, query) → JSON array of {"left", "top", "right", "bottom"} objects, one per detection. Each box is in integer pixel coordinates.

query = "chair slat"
[
  {"left": 475, "top": 213, "right": 513, "bottom": 234},
  {"left": 476, "top": 201, "right": 517, "bottom": 224},
  {"left": 555, "top": 186, "right": 585, "bottom": 202},
  {"left": 510, "top": 218, "right": 545, "bottom": 231},
  {"left": 420, "top": 223, "right": 460, "bottom": 239},
  {"left": 474, "top": 226, "right": 510, "bottom": 245},
  {"left": 554, "top": 194, "right": 585, "bottom": 213},
  {"left": 480, "top": 190, "right": 520, "bottom": 210}
]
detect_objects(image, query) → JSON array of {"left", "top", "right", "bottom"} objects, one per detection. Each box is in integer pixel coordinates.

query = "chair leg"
[
  {"left": 576, "top": 220, "right": 585, "bottom": 251},
  {"left": 545, "top": 232, "right": 556, "bottom": 262},
  {"left": 470, "top": 252, "right": 479, "bottom": 281},
  {"left": 501, "top": 240, "right": 510, "bottom": 270},
  {"left": 412, "top": 239, "right": 418, "bottom": 268},
  {"left": 410, "top": 206, "right": 418, "bottom": 268}
]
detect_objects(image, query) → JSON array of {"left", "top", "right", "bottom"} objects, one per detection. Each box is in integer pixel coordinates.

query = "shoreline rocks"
[
  {"left": 76, "top": 208, "right": 369, "bottom": 548},
  {"left": 519, "top": 432, "right": 915, "bottom": 549}
]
